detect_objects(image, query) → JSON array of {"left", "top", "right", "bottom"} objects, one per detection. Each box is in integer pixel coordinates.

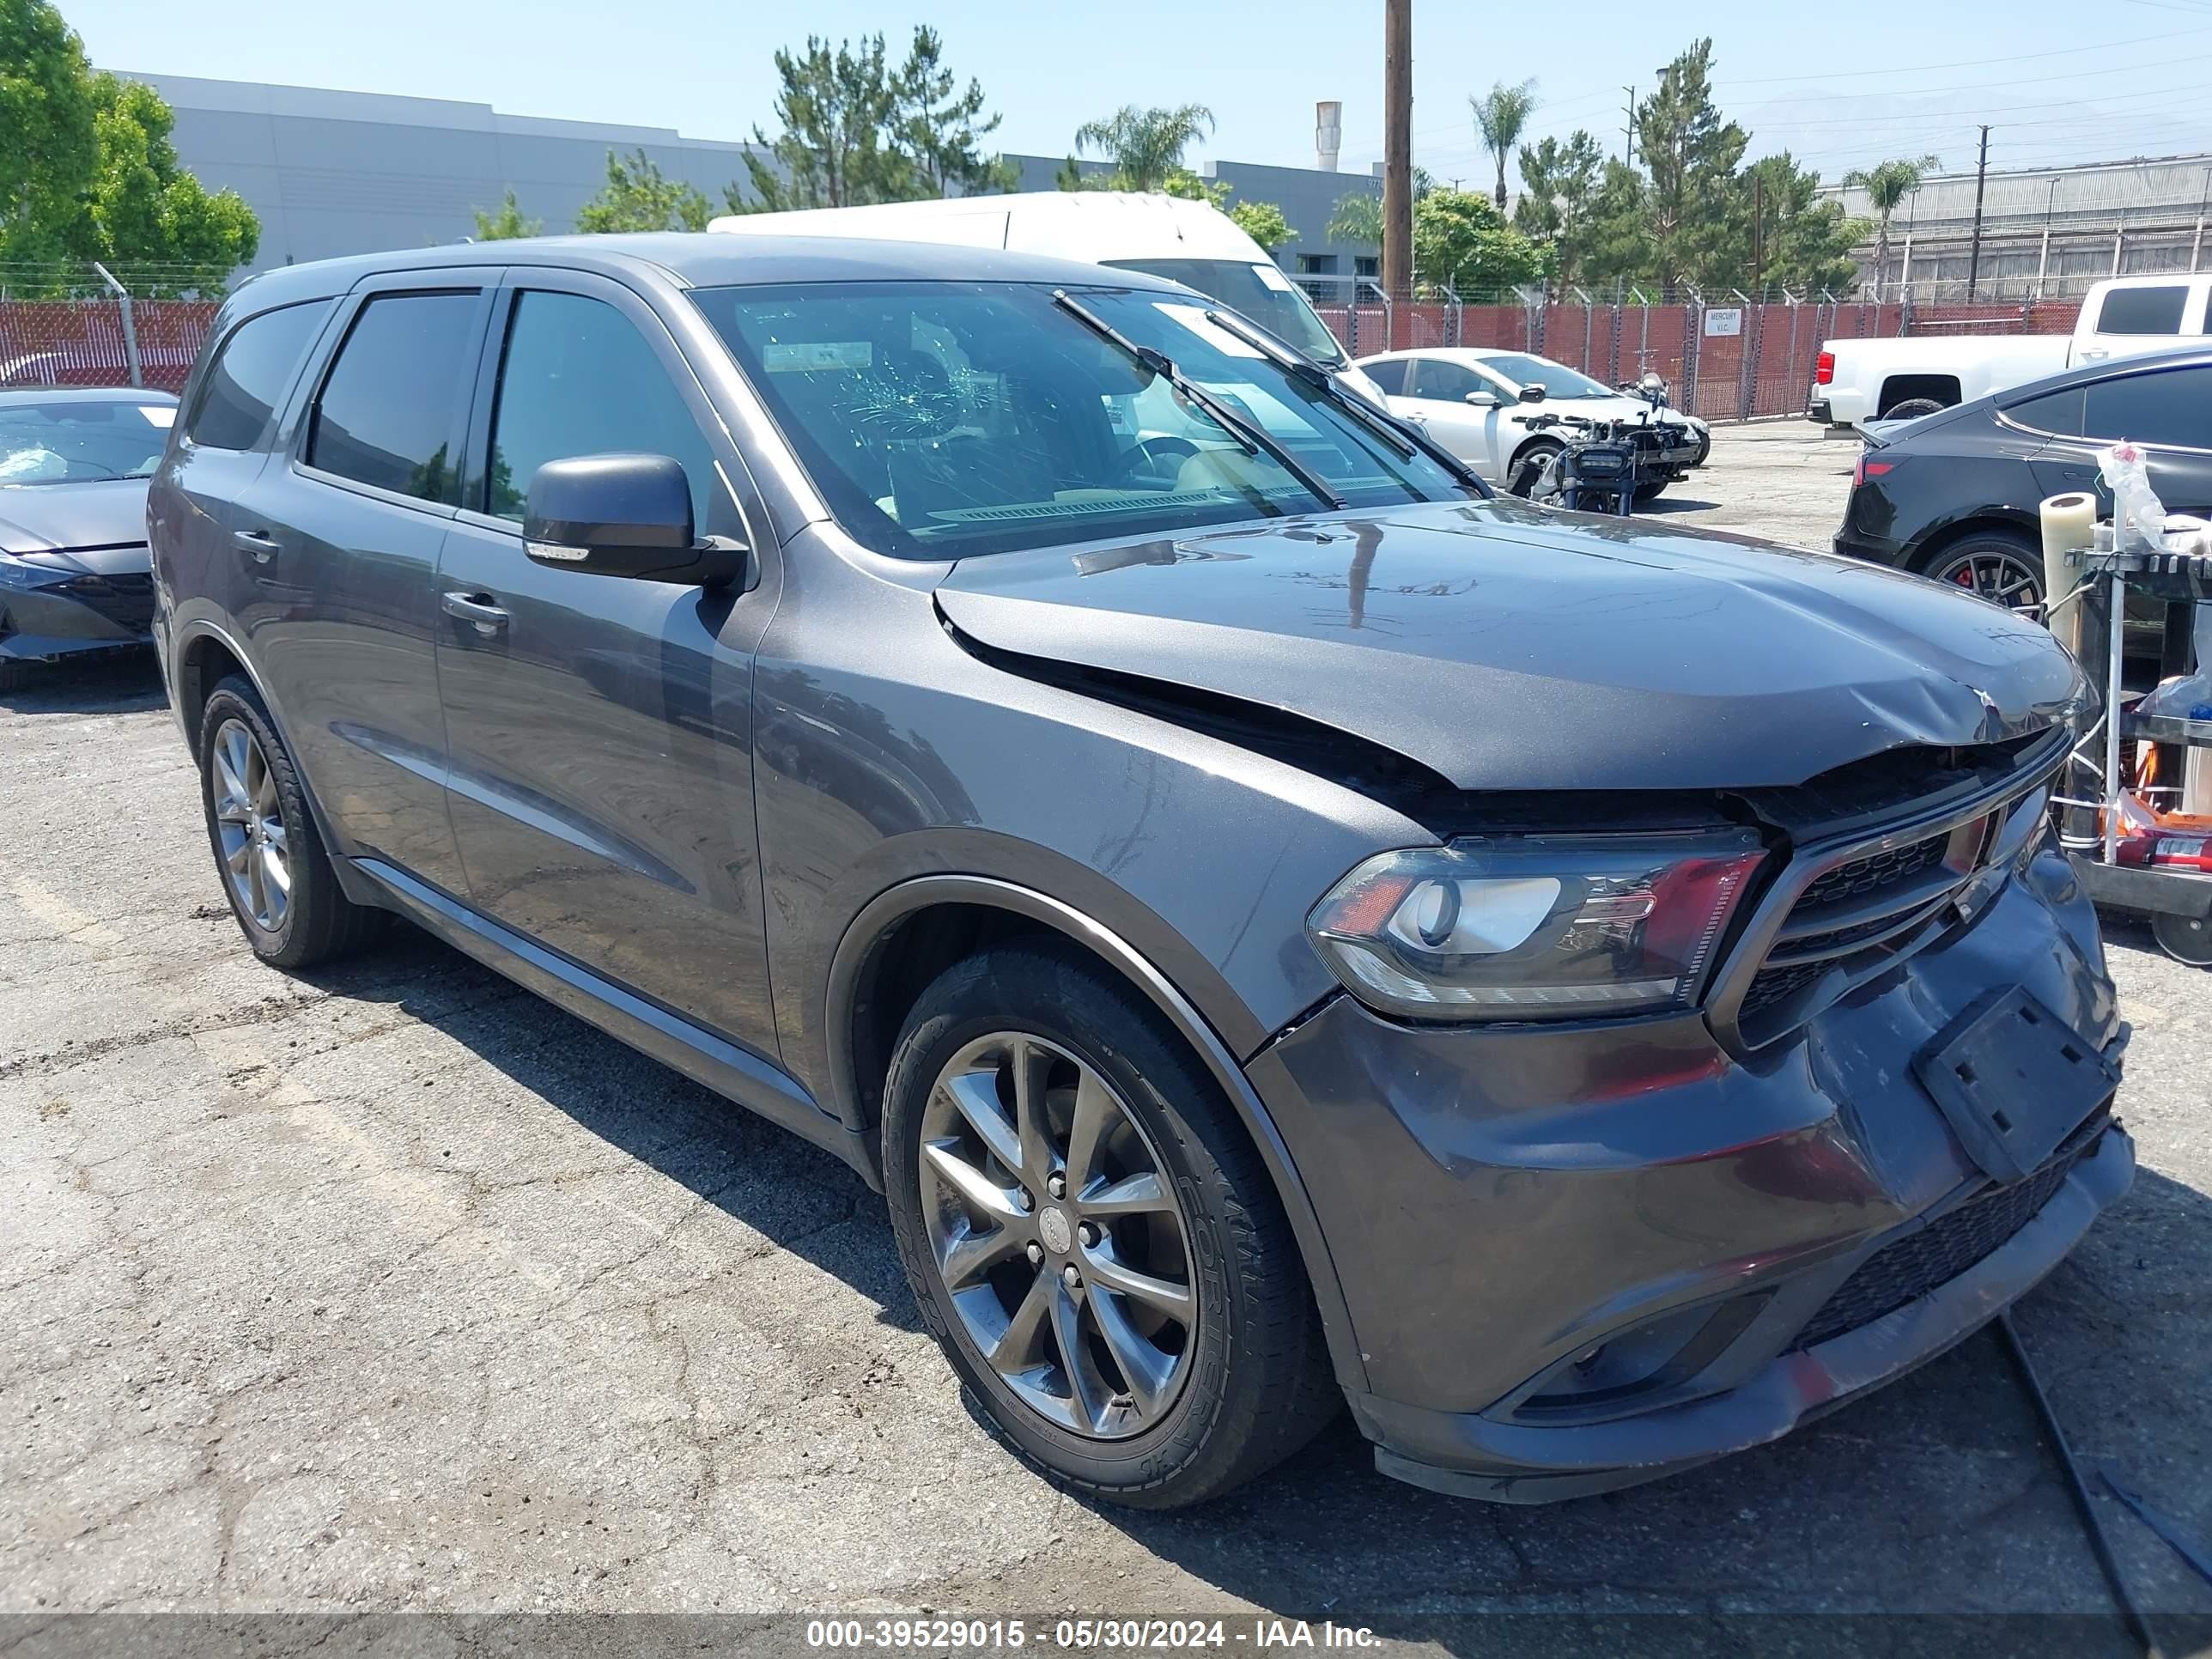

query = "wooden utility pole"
[
  {"left": 1966, "top": 125, "right": 1991, "bottom": 301},
  {"left": 1382, "top": 0, "right": 1413, "bottom": 305}
]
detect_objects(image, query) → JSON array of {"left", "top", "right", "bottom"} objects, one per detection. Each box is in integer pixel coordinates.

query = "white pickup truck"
[{"left": 1809, "top": 274, "right": 2212, "bottom": 431}]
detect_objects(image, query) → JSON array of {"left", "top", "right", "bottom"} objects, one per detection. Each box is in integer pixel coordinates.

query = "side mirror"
[
  {"left": 523, "top": 453, "right": 746, "bottom": 587},
  {"left": 1463, "top": 390, "right": 1500, "bottom": 408},
  {"left": 1518, "top": 383, "right": 1546, "bottom": 404}
]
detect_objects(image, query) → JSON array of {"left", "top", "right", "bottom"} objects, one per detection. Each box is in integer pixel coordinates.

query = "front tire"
[
  {"left": 1507, "top": 441, "right": 1561, "bottom": 497},
  {"left": 2153, "top": 911, "right": 2212, "bottom": 968},
  {"left": 197, "top": 676, "right": 382, "bottom": 969},
  {"left": 881, "top": 940, "right": 1337, "bottom": 1509}
]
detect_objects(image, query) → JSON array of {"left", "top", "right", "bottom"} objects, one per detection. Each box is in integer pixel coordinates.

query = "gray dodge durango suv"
[{"left": 149, "top": 235, "right": 2131, "bottom": 1508}]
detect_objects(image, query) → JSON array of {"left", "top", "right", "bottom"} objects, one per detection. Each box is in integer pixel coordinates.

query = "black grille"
[
  {"left": 1789, "top": 1125, "right": 2106, "bottom": 1352},
  {"left": 56, "top": 569, "right": 155, "bottom": 633},
  {"left": 1796, "top": 830, "right": 1948, "bottom": 913},
  {"left": 1739, "top": 958, "right": 1827, "bottom": 1021}
]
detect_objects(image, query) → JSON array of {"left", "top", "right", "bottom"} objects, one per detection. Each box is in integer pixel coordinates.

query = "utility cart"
[{"left": 2058, "top": 544, "right": 2212, "bottom": 966}]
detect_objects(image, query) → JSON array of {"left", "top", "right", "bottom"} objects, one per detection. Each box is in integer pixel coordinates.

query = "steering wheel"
[{"left": 1110, "top": 436, "right": 1200, "bottom": 488}]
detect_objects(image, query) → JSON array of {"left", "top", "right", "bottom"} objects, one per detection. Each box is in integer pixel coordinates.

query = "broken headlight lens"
[{"left": 1306, "top": 832, "right": 1768, "bottom": 1022}]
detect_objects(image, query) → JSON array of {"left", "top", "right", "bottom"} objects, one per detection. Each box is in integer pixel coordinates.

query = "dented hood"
[{"left": 934, "top": 500, "right": 2085, "bottom": 792}]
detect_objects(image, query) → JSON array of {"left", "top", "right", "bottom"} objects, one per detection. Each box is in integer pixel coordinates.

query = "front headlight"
[{"left": 1306, "top": 831, "right": 1767, "bottom": 1022}]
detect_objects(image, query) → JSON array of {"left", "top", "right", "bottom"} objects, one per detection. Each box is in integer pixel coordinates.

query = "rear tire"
[
  {"left": 881, "top": 939, "right": 1339, "bottom": 1509},
  {"left": 1883, "top": 397, "right": 1947, "bottom": 421},
  {"left": 1917, "top": 528, "right": 2044, "bottom": 616},
  {"left": 197, "top": 675, "right": 384, "bottom": 970}
]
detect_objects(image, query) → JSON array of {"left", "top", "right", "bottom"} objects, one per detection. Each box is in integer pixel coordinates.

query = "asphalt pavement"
[{"left": 3, "top": 424, "right": 2209, "bottom": 1644}]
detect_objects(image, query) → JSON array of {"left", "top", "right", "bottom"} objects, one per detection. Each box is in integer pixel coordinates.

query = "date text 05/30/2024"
[{"left": 805, "top": 1619, "right": 1383, "bottom": 1650}]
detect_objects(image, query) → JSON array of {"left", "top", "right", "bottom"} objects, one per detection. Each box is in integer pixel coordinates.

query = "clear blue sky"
[{"left": 59, "top": 0, "right": 2212, "bottom": 188}]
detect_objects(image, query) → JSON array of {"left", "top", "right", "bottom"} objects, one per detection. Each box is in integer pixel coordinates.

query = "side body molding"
[{"left": 825, "top": 873, "right": 1368, "bottom": 1393}]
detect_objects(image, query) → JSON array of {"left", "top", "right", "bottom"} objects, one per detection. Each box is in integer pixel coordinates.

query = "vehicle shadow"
[
  {"left": 295, "top": 922, "right": 922, "bottom": 1328},
  {"left": 0, "top": 650, "right": 166, "bottom": 715},
  {"left": 305, "top": 925, "right": 2211, "bottom": 1635},
  {"left": 1635, "top": 495, "right": 1720, "bottom": 516}
]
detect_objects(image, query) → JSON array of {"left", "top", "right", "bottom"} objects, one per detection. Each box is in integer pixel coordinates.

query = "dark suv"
[{"left": 149, "top": 235, "right": 2131, "bottom": 1509}]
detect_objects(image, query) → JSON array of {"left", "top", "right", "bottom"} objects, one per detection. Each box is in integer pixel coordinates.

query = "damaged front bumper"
[
  {"left": 1246, "top": 832, "right": 2132, "bottom": 1503},
  {"left": 0, "top": 556, "right": 155, "bottom": 666}
]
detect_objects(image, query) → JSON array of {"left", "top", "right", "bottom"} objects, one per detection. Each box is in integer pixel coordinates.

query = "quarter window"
[
  {"left": 488, "top": 291, "right": 717, "bottom": 526},
  {"left": 2092, "top": 285, "right": 2189, "bottom": 337},
  {"left": 307, "top": 292, "right": 479, "bottom": 504},
  {"left": 1360, "top": 358, "right": 1408, "bottom": 396},
  {"left": 2082, "top": 366, "right": 2212, "bottom": 451},
  {"left": 2004, "top": 386, "right": 2084, "bottom": 437},
  {"left": 185, "top": 301, "right": 330, "bottom": 451}
]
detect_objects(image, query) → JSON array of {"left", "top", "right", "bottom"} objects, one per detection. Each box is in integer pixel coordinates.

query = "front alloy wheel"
[
  {"left": 919, "top": 1032, "right": 1196, "bottom": 1438},
  {"left": 210, "top": 717, "right": 290, "bottom": 933}
]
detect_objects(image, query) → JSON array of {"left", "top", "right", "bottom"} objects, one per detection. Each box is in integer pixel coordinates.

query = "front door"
[
  {"left": 1396, "top": 356, "right": 1507, "bottom": 478},
  {"left": 433, "top": 274, "right": 781, "bottom": 1055},
  {"left": 228, "top": 272, "right": 497, "bottom": 895}
]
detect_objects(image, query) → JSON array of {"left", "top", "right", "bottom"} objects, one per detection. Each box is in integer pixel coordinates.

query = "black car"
[
  {"left": 1833, "top": 347, "right": 2212, "bottom": 660},
  {"left": 0, "top": 386, "right": 176, "bottom": 690}
]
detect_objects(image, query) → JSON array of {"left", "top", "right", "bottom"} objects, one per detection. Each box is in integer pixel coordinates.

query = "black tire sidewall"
[
  {"left": 1920, "top": 531, "right": 2040, "bottom": 605},
  {"left": 1508, "top": 441, "right": 1560, "bottom": 496},
  {"left": 881, "top": 951, "right": 1255, "bottom": 1501}
]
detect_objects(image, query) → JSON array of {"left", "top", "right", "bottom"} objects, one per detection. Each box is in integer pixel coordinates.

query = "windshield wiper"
[
  {"left": 1200, "top": 307, "right": 1486, "bottom": 491},
  {"left": 1050, "top": 289, "right": 1346, "bottom": 513}
]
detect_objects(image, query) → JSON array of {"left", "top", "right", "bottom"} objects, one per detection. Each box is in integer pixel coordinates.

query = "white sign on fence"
[{"left": 1703, "top": 307, "right": 1744, "bottom": 337}]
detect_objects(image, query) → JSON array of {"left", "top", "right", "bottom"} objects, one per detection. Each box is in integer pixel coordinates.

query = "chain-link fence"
[
  {"left": 0, "top": 284, "right": 218, "bottom": 394},
  {"left": 1309, "top": 286, "right": 2093, "bottom": 422}
]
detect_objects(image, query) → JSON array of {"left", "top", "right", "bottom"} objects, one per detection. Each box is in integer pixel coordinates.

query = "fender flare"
[{"left": 826, "top": 872, "right": 1369, "bottom": 1393}]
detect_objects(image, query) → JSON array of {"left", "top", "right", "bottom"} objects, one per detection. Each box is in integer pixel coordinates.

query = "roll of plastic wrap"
[{"left": 2039, "top": 492, "right": 2096, "bottom": 650}]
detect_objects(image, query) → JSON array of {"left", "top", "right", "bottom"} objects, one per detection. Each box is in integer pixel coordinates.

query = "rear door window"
[
  {"left": 2004, "top": 386, "right": 2084, "bottom": 437},
  {"left": 306, "top": 292, "right": 481, "bottom": 504},
  {"left": 2091, "top": 285, "right": 2189, "bottom": 337},
  {"left": 185, "top": 301, "right": 330, "bottom": 451},
  {"left": 2082, "top": 366, "right": 2212, "bottom": 451},
  {"left": 1360, "top": 358, "right": 1408, "bottom": 396}
]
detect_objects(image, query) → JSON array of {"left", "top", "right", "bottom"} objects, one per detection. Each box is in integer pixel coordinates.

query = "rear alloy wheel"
[
  {"left": 1925, "top": 536, "right": 2043, "bottom": 615},
  {"left": 882, "top": 942, "right": 1338, "bottom": 1508},
  {"left": 197, "top": 676, "right": 383, "bottom": 969}
]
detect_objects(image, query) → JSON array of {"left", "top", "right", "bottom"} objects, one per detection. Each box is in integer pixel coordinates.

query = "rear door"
[
  {"left": 433, "top": 270, "right": 782, "bottom": 1055},
  {"left": 229, "top": 270, "right": 499, "bottom": 894},
  {"left": 2074, "top": 281, "right": 2203, "bottom": 367}
]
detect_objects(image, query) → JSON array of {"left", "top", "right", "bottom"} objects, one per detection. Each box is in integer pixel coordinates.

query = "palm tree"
[
  {"left": 1072, "top": 104, "right": 1216, "bottom": 192},
  {"left": 1471, "top": 80, "right": 1538, "bottom": 212},
  {"left": 1842, "top": 155, "right": 1941, "bottom": 296}
]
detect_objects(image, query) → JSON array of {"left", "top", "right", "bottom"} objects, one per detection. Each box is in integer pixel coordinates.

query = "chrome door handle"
[
  {"left": 232, "top": 529, "right": 278, "bottom": 563},
  {"left": 441, "top": 590, "right": 509, "bottom": 636}
]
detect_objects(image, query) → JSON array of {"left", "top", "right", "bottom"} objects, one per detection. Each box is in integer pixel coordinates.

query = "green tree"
[
  {"left": 471, "top": 189, "right": 541, "bottom": 241},
  {"left": 890, "top": 26, "right": 1013, "bottom": 197},
  {"left": 1228, "top": 199, "right": 1294, "bottom": 252},
  {"left": 1841, "top": 153, "right": 1939, "bottom": 292},
  {"left": 1160, "top": 167, "right": 1231, "bottom": 209},
  {"left": 1067, "top": 104, "right": 1214, "bottom": 192},
  {"left": 737, "top": 33, "right": 900, "bottom": 211},
  {"left": 1325, "top": 189, "right": 1382, "bottom": 249},
  {"left": 79, "top": 71, "right": 258, "bottom": 293},
  {"left": 576, "top": 148, "right": 713, "bottom": 233},
  {"left": 1577, "top": 158, "right": 1655, "bottom": 286},
  {"left": 1514, "top": 130, "right": 1604, "bottom": 284},
  {"left": 1636, "top": 40, "right": 1746, "bottom": 291},
  {"left": 1470, "top": 79, "right": 1537, "bottom": 213},
  {"left": 1412, "top": 186, "right": 1547, "bottom": 298},
  {"left": 1, "top": 0, "right": 97, "bottom": 271},
  {"left": 1732, "top": 152, "right": 1864, "bottom": 293}
]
